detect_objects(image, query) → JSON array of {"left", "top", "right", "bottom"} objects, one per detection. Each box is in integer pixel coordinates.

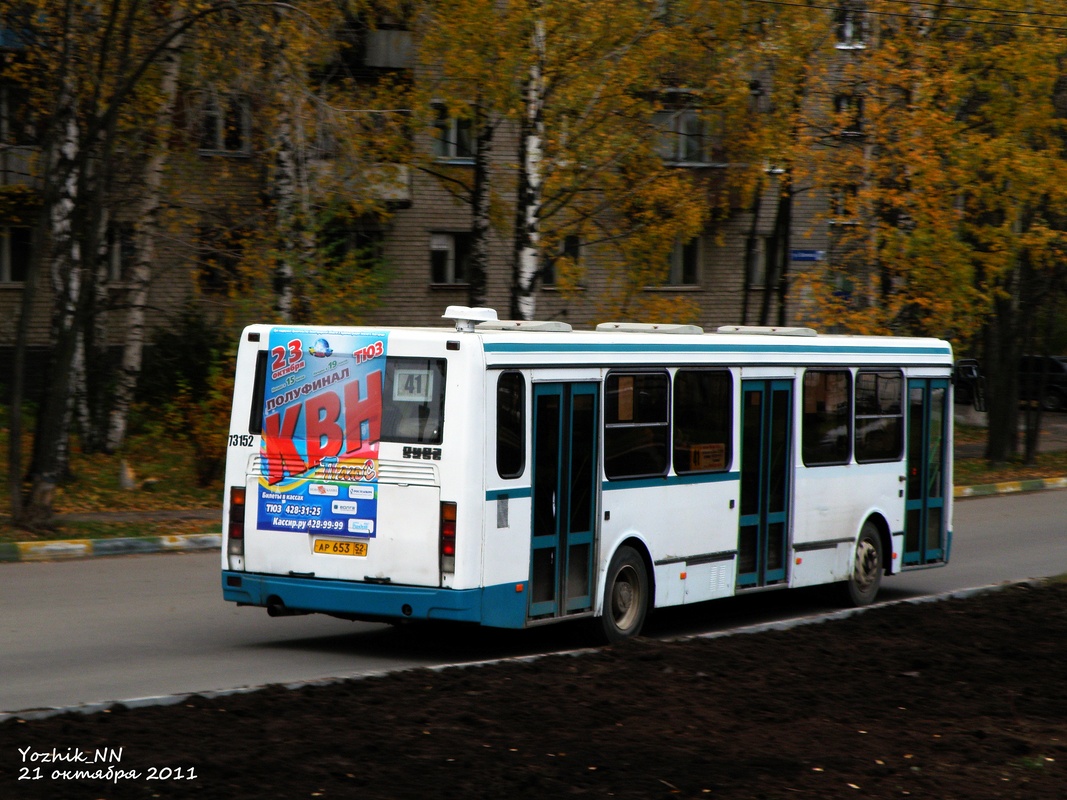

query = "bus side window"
[
  {"left": 673, "top": 369, "right": 732, "bottom": 473},
  {"left": 497, "top": 372, "right": 526, "bottom": 478},
  {"left": 604, "top": 372, "right": 669, "bottom": 480},
  {"left": 855, "top": 370, "right": 903, "bottom": 463},
  {"left": 802, "top": 369, "right": 852, "bottom": 466}
]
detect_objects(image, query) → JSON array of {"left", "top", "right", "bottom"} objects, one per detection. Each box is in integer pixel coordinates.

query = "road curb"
[
  {"left": 0, "top": 533, "right": 221, "bottom": 563},
  {"left": 954, "top": 475, "right": 1067, "bottom": 498}
]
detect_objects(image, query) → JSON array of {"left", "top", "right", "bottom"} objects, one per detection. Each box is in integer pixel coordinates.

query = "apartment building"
[{"left": 0, "top": 2, "right": 858, "bottom": 370}]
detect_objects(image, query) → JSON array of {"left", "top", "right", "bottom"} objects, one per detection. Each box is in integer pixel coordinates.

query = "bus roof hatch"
[
  {"left": 596, "top": 322, "right": 705, "bottom": 335},
  {"left": 716, "top": 325, "right": 818, "bottom": 337}
]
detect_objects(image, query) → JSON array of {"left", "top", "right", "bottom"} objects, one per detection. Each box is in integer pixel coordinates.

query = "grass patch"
[
  {"left": 1, "top": 410, "right": 222, "bottom": 543},
  {"left": 49, "top": 436, "right": 222, "bottom": 514},
  {"left": 953, "top": 421, "right": 1067, "bottom": 486},
  {"left": 954, "top": 450, "right": 1067, "bottom": 488},
  {"left": 3, "top": 518, "right": 220, "bottom": 543}
]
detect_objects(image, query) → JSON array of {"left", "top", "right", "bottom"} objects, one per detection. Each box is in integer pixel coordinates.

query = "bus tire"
[
  {"left": 599, "top": 545, "right": 649, "bottom": 643},
  {"left": 845, "top": 522, "right": 883, "bottom": 607}
]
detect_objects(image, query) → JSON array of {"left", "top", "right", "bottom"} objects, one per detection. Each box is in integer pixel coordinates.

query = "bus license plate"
[{"left": 313, "top": 539, "right": 368, "bottom": 557}]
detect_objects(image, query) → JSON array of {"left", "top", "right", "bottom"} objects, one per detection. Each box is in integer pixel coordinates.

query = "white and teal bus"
[{"left": 221, "top": 306, "right": 953, "bottom": 641}]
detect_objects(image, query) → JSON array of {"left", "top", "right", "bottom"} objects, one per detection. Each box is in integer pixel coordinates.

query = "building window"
[
  {"left": 747, "top": 236, "right": 768, "bottom": 288},
  {"left": 543, "top": 234, "right": 580, "bottom": 287},
  {"left": 430, "top": 232, "right": 471, "bottom": 284},
  {"left": 673, "top": 369, "right": 732, "bottom": 473},
  {"left": 432, "top": 105, "right": 473, "bottom": 162},
  {"left": 833, "top": 94, "right": 864, "bottom": 136},
  {"left": 197, "top": 225, "right": 246, "bottom": 293},
  {"left": 0, "top": 84, "right": 37, "bottom": 146},
  {"left": 106, "top": 224, "right": 136, "bottom": 282},
  {"left": 194, "top": 92, "right": 251, "bottom": 156},
  {"left": 604, "top": 371, "right": 670, "bottom": 480},
  {"left": 829, "top": 183, "right": 860, "bottom": 223},
  {"left": 835, "top": 4, "right": 868, "bottom": 49},
  {"left": 0, "top": 225, "right": 31, "bottom": 282},
  {"left": 321, "top": 217, "right": 384, "bottom": 271},
  {"left": 802, "top": 369, "right": 852, "bottom": 466},
  {"left": 655, "top": 109, "right": 711, "bottom": 164},
  {"left": 666, "top": 238, "right": 700, "bottom": 286}
]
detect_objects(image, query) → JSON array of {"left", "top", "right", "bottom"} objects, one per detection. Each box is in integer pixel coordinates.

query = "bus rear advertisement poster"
[{"left": 257, "top": 328, "right": 389, "bottom": 538}]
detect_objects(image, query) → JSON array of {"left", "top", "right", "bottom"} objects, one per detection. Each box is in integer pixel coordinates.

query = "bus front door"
[
  {"left": 529, "top": 383, "right": 599, "bottom": 621},
  {"left": 904, "top": 378, "right": 948, "bottom": 565},
  {"left": 738, "top": 380, "right": 793, "bottom": 589}
]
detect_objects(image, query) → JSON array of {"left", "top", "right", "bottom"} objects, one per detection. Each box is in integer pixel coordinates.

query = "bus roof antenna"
[{"left": 443, "top": 306, "right": 499, "bottom": 332}]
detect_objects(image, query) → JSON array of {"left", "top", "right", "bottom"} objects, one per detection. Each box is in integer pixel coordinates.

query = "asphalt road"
[{"left": 2, "top": 489, "right": 1066, "bottom": 718}]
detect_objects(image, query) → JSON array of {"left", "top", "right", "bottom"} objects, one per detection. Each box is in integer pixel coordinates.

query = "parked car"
[{"left": 1019, "top": 355, "right": 1067, "bottom": 412}]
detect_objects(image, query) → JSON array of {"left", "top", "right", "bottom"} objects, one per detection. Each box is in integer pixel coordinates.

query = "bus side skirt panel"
[{"left": 222, "top": 571, "right": 528, "bottom": 628}]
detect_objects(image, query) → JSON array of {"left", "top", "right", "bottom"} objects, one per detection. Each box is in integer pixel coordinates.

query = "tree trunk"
[
  {"left": 1019, "top": 259, "right": 1063, "bottom": 465},
  {"left": 468, "top": 102, "right": 493, "bottom": 309},
  {"left": 7, "top": 214, "right": 50, "bottom": 524},
  {"left": 270, "top": 33, "right": 317, "bottom": 325},
  {"left": 510, "top": 18, "right": 546, "bottom": 321},
  {"left": 760, "top": 174, "right": 791, "bottom": 326},
  {"left": 741, "top": 175, "right": 765, "bottom": 326},
  {"left": 106, "top": 19, "right": 184, "bottom": 453},
  {"left": 776, "top": 181, "right": 793, "bottom": 328},
  {"left": 23, "top": 100, "right": 85, "bottom": 528},
  {"left": 272, "top": 105, "right": 300, "bottom": 323},
  {"left": 73, "top": 211, "right": 113, "bottom": 456},
  {"left": 983, "top": 290, "right": 1021, "bottom": 463}
]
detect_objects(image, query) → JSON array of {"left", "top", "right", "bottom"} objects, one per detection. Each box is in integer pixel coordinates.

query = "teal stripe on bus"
[
  {"left": 603, "top": 471, "right": 740, "bottom": 491},
  {"left": 485, "top": 487, "right": 533, "bottom": 501},
  {"left": 482, "top": 341, "right": 951, "bottom": 357},
  {"left": 485, "top": 473, "right": 738, "bottom": 500}
]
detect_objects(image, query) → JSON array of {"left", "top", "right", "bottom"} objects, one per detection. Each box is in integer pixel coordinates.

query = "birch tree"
[
  {"left": 4, "top": 0, "right": 344, "bottom": 527},
  {"left": 414, "top": 0, "right": 721, "bottom": 321},
  {"left": 105, "top": 7, "right": 186, "bottom": 453},
  {"left": 232, "top": 2, "right": 406, "bottom": 326}
]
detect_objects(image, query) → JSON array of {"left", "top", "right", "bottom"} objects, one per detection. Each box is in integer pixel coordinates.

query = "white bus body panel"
[
  {"left": 602, "top": 479, "right": 739, "bottom": 609},
  {"left": 791, "top": 460, "right": 905, "bottom": 587},
  {"left": 242, "top": 471, "right": 442, "bottom": 585},
  {"left": 222, "top": 318, "right": 954, "bottom": 633}
]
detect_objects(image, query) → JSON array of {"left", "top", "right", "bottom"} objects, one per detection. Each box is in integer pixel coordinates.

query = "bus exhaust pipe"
[{"left": 266, "top": 597, "right": 308, "bottom": 617}]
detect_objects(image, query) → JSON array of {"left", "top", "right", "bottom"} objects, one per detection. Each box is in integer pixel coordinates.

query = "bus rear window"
[
  {"left": 248, "top": 350, "right": 268, "bottom": 435},
  {"left": 381, "top": 357, "right": 447, "bottom": 444}
]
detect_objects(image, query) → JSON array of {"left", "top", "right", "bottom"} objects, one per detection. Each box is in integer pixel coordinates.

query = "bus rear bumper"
[{"left": 222, "top": 571, "right": 527, "bottom": 628}]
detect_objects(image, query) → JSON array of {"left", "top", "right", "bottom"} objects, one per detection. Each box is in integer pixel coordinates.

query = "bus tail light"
[
  {"left": 440, "top": 502, "right": 457, "bottom": 574},
  {"left": 228, "top": 486, "right": 246, "bottom": 557}
]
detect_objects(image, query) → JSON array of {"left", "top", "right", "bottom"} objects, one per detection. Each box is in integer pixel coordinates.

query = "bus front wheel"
[
  {"left": 845, "top": 522, "right": 883, "bottom": 607},
  {"left": 599, "top": 545, "right": 649, "bottom": 643}
]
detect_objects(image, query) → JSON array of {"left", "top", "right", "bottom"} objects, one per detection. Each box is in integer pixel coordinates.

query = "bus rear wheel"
[
  {"left": 845, "top": 522, "right": 883, "bottom": 607},
  {"left": 599, "top": 545, "right": 649, "bottom": 643}
]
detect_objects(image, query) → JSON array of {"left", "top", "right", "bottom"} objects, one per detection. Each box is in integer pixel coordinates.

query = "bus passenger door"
[
  {"left": 529, "top": 383, "right": 599, "bottom": 621},
  {"left": 738, "top": 380, "right": 793, "bottom": 589},
  {"left": 904, "top": 378, "right": 948, "bottom": 565}
]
